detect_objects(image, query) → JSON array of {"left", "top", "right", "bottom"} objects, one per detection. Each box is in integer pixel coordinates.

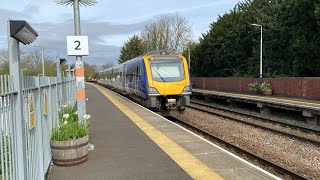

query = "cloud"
[
  {"left": 29, "top": 19, "right": 150, "bottom": 65},
  {"left": 0, "top": 5, "right": 151, "bottom": 65},
  {"left": 0, "top": 0, "right": 240, "bottom": 65},
  {"left": 113, "top": 0, "right": 238, "bottom": 23}
]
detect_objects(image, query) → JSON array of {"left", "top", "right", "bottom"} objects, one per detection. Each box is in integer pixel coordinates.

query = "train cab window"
[{"left": 149, "top": 56, "right": 185, "bottom": 82}]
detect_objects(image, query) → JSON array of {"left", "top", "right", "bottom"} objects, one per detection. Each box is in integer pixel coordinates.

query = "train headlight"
[
  {"left": 183, "top": 86, "right": 191, "bottom": 92},
  {"left": 148, "top": 87, "right": 160, "bottom": 95}
]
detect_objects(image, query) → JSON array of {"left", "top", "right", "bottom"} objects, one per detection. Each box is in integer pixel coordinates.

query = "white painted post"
[
  {"left": 7, "top": 20, "right": 27, "bottom": 180},
  {"left": 36, "top": 75, "right": 45, "bottom": 180},
  {"left": 73, "top": 0, "right": 86, "bottom": 122}
]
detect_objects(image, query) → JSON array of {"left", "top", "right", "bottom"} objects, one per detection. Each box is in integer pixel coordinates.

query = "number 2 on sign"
[{"left": 74, "top": 40, "right": 81, "bottom": 50}]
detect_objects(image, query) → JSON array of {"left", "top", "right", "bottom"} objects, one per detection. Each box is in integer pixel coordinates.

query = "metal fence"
[{"left": 0, "top": 75, "right": 76, "bottom": 180}]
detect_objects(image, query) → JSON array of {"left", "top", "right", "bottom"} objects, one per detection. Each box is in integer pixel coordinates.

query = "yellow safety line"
[
  {"left": 195, "top": 89, "right": 320, "bottom": 107},
  {"left": 92, "top": 84, "right": 223, "bottom": 180}
]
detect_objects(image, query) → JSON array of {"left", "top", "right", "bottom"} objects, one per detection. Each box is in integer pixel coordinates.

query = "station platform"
[
  {"left": 49, "top": 84, "right": 280, "bottom": 180},
  {"left": 193, "top": 89, "right": 320, "bottom": 113}
]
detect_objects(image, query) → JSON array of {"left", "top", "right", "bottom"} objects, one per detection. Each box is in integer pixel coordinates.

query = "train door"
[
  {"left": 135, "top": 65, "right": 140, "bottom": 95},
  {"left": 133, "top": 66, "right": 137, "bottom": 95},
  {"left": 123, "top": 64, "right": 127, "bottom": 92},
  {"left": 111, "top": 69, "right": 114, "bottom": 87}
]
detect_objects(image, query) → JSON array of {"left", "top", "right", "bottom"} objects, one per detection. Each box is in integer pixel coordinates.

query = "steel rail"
[
  {"left": 169, "top": 116, "right": 311, "bottom": 180},
  {"left": 191, "top": 100, "right": 320, "bottom": 133},
  {"left": 189, "top": 101, "right": 320, "bottom": 146}
]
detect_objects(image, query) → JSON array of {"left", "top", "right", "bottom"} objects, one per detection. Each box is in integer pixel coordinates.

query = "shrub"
[{"left": 51, "top": 102, "right": 91, "bottom": 141}]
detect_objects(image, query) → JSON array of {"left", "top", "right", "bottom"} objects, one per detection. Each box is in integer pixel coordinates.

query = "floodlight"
[
  {"left": 9, "top": 20, "right": 38, "bottom": 45},
  {"left": 54, "top": 0, "right": 97, "bottom": 6},
  {"left": 251, "top": 23, "right": 262, "bottom": 27},
  {"left": 60, "top": 58, "right": 67, "bottom": 65}
]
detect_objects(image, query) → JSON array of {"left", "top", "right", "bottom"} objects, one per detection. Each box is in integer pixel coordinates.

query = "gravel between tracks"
[{"left": 175, "top": 108, "right": 320, "bottom": 179}]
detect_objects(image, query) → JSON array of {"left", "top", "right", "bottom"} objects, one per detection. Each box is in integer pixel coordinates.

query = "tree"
[
  {"left": 141, "top": 13, "right": 193, "bottom": 52},
  {"left": 83, "top": 63, "right": 98, "bottom": 79},
  {"left": 0, "top": 49, "right": 9, "bottom": 75},
  {"left": 118, "top": 35, "right": 146, "bottom": 64},
  {"left": 0, "top": 48, "right": 58, "bottom": 76},
  {"left": 192, "top": 0, "right": 320, "bottom": 77},
  {"left": 101, "top": 63, "right": 113, "bottom": 70},
  {"left": 182, "top": 41, "right": 198, "bottom": 73}
]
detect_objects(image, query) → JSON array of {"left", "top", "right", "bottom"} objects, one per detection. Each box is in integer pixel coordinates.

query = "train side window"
[{"left": 139, "top": 64, "right": 143, "bottom": 77}]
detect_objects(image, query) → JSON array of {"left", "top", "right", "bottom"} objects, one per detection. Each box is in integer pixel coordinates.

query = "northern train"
[{"left": 97, "top": 50, "right": 191, "bottom": 111}]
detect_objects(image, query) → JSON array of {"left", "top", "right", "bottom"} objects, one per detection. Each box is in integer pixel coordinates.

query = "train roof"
[
  {"left": 146, "top": 50, "right": 178, "bottom": 55},
  {"left": 99, "top": 50, "right": 181, "bottom": 73}
]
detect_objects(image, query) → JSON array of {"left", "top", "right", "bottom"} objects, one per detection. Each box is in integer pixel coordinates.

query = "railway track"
[
  {"left": 190, "top": 100, "right": 320, "bottom": 146},
  {"left": 168, "top": 116, "right": 311, "bottom": 180}
]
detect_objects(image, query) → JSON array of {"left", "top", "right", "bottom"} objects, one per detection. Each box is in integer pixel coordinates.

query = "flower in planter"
[
  {"left": 63, "top": 113, "right": 70, "bottom": 119},
  {"left": 248, "top": 82, "right": 260, "bottom": 92},
  {"left": 50, "top": 116, "right": 89, "bottom": 167},
  {"left": 83, "top": 114, "right": 92, "bottom": 125},
  {"left": 83, "top": 114, "right": 91, "bottom": 120},
  {"left": 51, "top": 102, "right": 88, "bottom": 141},
  {"left": 260, "top": 82, "right": 273, "bottom": 91}
]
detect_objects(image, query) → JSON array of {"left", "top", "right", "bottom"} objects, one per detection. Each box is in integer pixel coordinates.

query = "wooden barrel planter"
[
  {"left": 262, "top": 90, "right": 273, "bottom": 96},
  {"left": 50, "top": 135, "right": 89, "bottom": 167}
]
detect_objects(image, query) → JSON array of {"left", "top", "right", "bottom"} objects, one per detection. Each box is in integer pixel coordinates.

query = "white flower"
[
  {"left": 83, "top": 114, "right": 91, "bottom": 120},
  {"left": 63, "top": 120, "right": 68, "bottom": 125},
  {"left": 74, "top": 111, "right": 78, "bottom": 115},
  {"left": 63, "top": 113, "right": 69, "bottom": 119},
  {"left": 63, "top": 105, "right": 67, "bottom": 108}
]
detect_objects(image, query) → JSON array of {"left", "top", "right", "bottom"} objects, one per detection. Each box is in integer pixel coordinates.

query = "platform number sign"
[{"left": 67, "top": 36, "right": 89, "bottom": 56}]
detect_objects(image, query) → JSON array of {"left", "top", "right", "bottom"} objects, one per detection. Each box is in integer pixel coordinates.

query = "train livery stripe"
[
  {"left": 195, "top": 89, "right": 320, "bottom": 107},
  {"left": 92, "top": 84, "right": 224, "bottom": 180},
  {"left": 76, "top": 90, "right": 86, "bottom": 100},
  {"left": 75, "top": 68, "right": 85, "bottom": 77}
]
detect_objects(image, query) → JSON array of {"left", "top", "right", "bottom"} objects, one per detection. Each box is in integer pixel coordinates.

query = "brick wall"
[{"left": 192, "top": 77, "right": 320, "bottom": 100}]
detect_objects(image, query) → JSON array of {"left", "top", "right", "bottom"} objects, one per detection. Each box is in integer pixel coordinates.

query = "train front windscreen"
[{"left": 149, "top": 56, "right": 185, "bottom": 82}]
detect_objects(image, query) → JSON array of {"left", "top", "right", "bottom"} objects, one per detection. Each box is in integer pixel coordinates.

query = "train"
[{"left": 97, "top": 50, "right": 192, "bottom": 111}]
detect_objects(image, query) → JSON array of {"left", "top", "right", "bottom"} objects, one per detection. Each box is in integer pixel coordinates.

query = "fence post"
[
  {"left": 55, "top": 77, "right": 59, "bottom": 128},
  {"left": 36, "top": 75, "right": 45, "bottom": 179},
  {"left": 7, "top": 21, "right": 27, "bottom": 180}
]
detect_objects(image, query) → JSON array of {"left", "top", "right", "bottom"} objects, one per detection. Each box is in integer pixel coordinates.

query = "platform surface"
[
  {"left": 49, "top": 84, "right": 191, "bottom": 180},
  {"left": 193, "top": 88, "right": 320, "bottom": 111},
  {"left": 50, "top": 84, "right": 280, "bottom": 180}
]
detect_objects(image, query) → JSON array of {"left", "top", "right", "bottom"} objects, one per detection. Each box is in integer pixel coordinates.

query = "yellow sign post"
[
  {"left": 43, "top": 90, "right": 48, "bottom": 115},
  {"left": 29, "top": 93, "right": 35, "bottom": 129}
]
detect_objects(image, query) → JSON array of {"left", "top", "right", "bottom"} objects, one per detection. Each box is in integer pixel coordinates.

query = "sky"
[{"left": 0, "top": 0, "right": 240, "bottom": 65}]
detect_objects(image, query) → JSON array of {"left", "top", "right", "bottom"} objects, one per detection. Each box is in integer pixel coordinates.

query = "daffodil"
[
  {"left": 83, "top": 114, "right": 91, "bottom": 120},
  {"left": 63, "top": 113, "right": 70, "bottom": 119},
  {"left": 63, "top": 120, "right": 68, "bottom": 125}
]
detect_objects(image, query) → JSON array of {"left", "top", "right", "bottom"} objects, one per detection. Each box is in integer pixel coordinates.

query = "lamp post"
[
  {"left": 183, "top": 46, "right": 191, "bottom": 70},
  {"left": 54, "top": 0, "right": 97, "bottom": 121},
  {"left": 8, "top": 19, "right": 39, "bottom": 180},
  {"left": 187, "top": 46, "right": 190, "bottom": 70},
  {"left": 34, "top": 45, "right": 44, "bottom": 76},
  {"left": 251, "top": 23, "right": 263, "bottom": 79}
]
